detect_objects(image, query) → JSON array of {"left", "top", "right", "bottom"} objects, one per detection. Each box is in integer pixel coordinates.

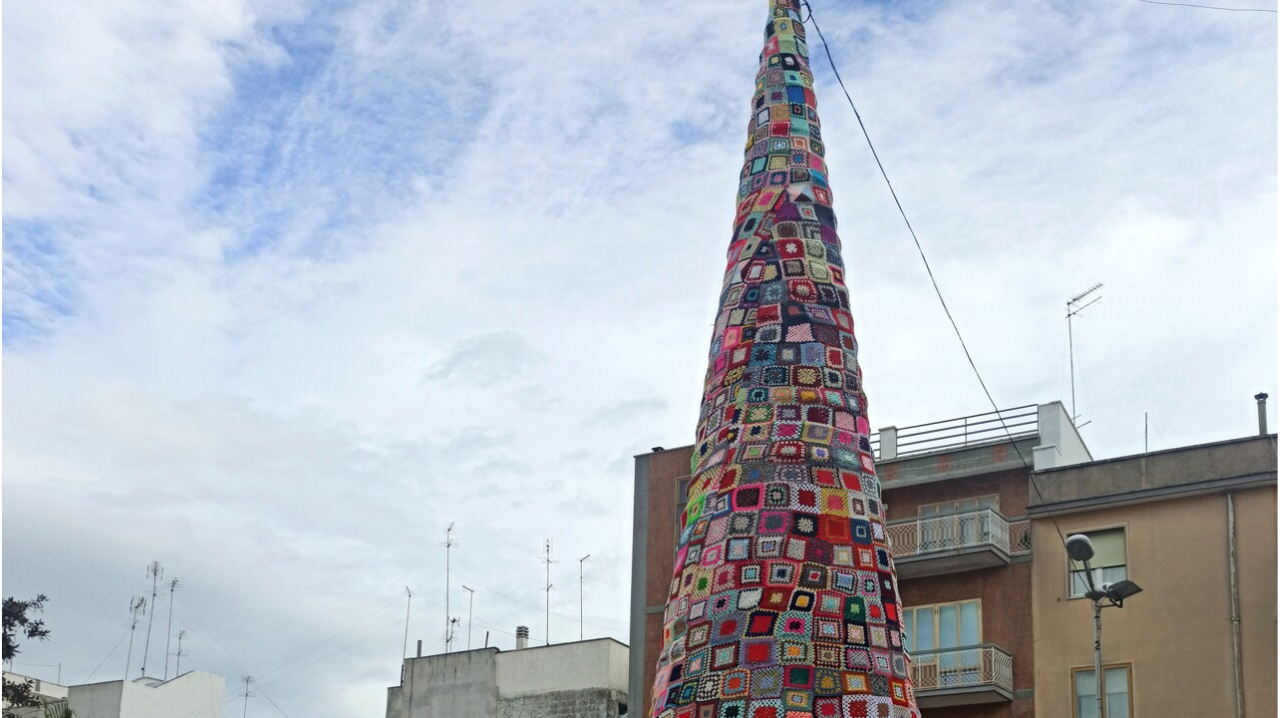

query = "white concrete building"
[
  {"left": 387, "top": 635, "right": 629, "bottom": 718},
  {"left": 67, "top": 671, "right": 224, "bottom": 718},
  {"left": 3, "top": 671, "right": 70, "bottom": 718}
]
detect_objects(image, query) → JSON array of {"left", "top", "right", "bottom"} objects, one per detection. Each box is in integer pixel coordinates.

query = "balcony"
[
  {"left": 887, "top": 510, "right": 1030, "bottom": 579},
  {"left": 911, "top": 644, "right": 1014, "bottom": 708}
]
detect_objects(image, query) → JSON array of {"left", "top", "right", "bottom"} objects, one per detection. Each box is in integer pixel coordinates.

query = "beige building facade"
[{"left": 1029, "top": 434, "right": 1277, "bottom": 718}]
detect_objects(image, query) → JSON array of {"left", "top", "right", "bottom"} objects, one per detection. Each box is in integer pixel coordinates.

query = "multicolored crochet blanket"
[{"left": 647, "top": 2, "right": 921, "bottom": 716}]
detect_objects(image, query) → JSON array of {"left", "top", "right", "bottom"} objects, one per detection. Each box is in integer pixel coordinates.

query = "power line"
[
  {"left": 801, "top": 0, "right": 1069, "bottom": 550},
  {"left": 1136, "top": 0, "right": 1277, "bottom": 12},
  {"left": 84, "top": 628, "right": 130, "bottom": 683}
]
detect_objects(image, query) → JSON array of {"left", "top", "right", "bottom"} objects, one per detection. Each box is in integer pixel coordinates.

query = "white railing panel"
[
  {"left": 888, "top": 511, "right": 1031, "bottom": 559},
  {"left": 910, "top": 646, "right": 1014, "bottom": 693}
]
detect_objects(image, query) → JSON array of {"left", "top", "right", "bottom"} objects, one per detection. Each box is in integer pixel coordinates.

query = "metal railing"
[
  {"left": 910, "top": 644, "right": 1014, "bottom": 693},
  {"left": 872, "top": 405, "right": 1038, "bottom": 460},
  {"left": 886, "top": 510, "right": 1030, "bottom": 558}
]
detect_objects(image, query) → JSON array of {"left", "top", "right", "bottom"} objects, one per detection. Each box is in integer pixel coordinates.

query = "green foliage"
[{"left": 3, "top": 595, "right": 51, "bottom": 716}]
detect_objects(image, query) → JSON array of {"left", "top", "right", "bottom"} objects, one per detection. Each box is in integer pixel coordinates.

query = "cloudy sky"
[{"left": 3, "top": 0, "right": 1275, "bottom": 715}]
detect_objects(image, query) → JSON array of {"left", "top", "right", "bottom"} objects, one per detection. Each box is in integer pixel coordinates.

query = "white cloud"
[{"left": 3, "top": 1, "right": 1275, "bottom": 717}]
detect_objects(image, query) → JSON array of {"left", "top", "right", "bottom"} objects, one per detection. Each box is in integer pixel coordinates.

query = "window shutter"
[{"left": 1089, "top": 529, "right": 1126, "bottom": 568}]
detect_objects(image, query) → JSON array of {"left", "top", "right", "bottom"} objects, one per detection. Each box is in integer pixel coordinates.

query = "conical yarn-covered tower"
[{"left": 647, "top": 2, "right": 921, "bottom": 716}]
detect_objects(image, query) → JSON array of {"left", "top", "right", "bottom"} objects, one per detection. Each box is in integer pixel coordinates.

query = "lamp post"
[
  {"left": 578, "top": 554, "right": 591, "bottom": 642},
  {"left": 1066, "top": 534, "right": 1143, "bottom": 718}
]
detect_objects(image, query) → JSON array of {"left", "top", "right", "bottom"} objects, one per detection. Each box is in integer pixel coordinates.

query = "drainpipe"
[
  {"left": 1254, "top": 393, "right": 1268, "bottom": 435},
  {"left": 1227, "top": 492, "right": 1244, "bottom": 718}
]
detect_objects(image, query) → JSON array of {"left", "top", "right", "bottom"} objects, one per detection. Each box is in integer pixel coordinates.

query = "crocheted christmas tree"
[{"left": 647, "top": 2, "right": 921, "bottom": 716}]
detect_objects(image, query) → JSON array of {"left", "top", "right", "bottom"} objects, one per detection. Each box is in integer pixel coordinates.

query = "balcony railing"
[
  {"left": 911, "top": 644, "right": 1013, "bottom": 695},
  {"left": 887, "top": 509, "right": 1030, "bottom": 559},
  {"left": 871, "top": 405, "right": 1038, "bottom": 460}
]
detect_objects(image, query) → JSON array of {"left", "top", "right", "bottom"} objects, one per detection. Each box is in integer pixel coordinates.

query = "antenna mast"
[
  {"left": 241, "top": 675, "right": 254, "bottom": 718},
  {"left": 1066, "top": 283, "right": 1103, "bottom": 425},
  {"left": 125, "top": 596, "right": 146, "bottom": 679},
  {"left": 461, "top": 585, "right": 476, "bottom": 651},
  {"left": 578, "top": 554, "right": 590, "bottom": 642},
  {"left": 401, "top": 587, "right": 412, "bottom": 661},
  {"left": 442, "top": 523, "right": 458, "bottom": 653},
  {"left": 163, "top": 577, "right": 182, "bottom": 680},
  {"left": 140, "top": 561, "right": 164, "bottom": 677},
  {"left": 542, "top": 539, "right": 555, "bottom": 645},
  {"left": 172, "top": 630, "right": 187, "bottom": 676}
]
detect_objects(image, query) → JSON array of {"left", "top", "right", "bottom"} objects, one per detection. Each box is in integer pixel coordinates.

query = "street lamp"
[{"left": 1066, "top": 534, "right": 1143, "bottom": 718}]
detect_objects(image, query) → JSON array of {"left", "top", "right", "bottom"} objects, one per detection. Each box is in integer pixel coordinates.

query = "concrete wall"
[
  {"left": 388, "top": 649, "right": 500, "bottom": 718},
  {"left": 389, "top": 640, "right": 628, "bottom": 718},
  {"left": 1031, "top": 486, "right": 1276, "bottom": 718},
  {"left": 498, "top": 688, "right": 628, "bottom": 718},
  {"left": 68, "top": 672, "right": 224, "bottom": 718},
  {"left": 1032, "top": 402, "right": 1092, "bottom": 470},
  {"left": 3, "top": 672, "right": 70, "bottom": 718},
  {"left": 1030, "top": 435, "right": 1276, "bottom": 508},
  {"left": 497, "top": 639, "right": 628, "bottom": 698}
]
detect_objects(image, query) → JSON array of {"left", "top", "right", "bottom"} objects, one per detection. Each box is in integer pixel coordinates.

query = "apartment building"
[
  {"left": 1028, "top": 431, "right": 1277, "bottom": 718},
  {"left": 630, "top": 401, "right": 1091, "bottom": 717}
]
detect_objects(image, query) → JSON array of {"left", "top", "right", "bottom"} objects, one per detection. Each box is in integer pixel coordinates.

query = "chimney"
[
  {"left": 416, "top": 639, "right": 422, "bottom": 658},
  {"left": 1255, "top": 393, "right": 1269, "bottom": 435},
  {"left": 515, "top": 625, "right": 529, "bottom": 650}
]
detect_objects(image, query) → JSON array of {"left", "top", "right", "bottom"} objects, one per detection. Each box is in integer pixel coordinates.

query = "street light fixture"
[{"left": 1066, "top": 534, "right": 1143, "bottom": 718}]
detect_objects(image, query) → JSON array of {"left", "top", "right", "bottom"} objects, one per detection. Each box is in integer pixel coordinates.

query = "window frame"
[
  {"left": 901, "top": 597, "right": 984, "bottom": 655},
  {"left": 1071, "top": 662, "right": 1133, "bottom": 718},
  {"left": 1066, "top": 526, "right": 1128, "bottom": 600},
  {"left": 917, "top": 494, "right": 1000, "bottom": 517}
]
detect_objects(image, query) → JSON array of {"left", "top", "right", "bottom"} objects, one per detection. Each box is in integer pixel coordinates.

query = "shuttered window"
[{"left": 1068, "top": 528, "right": 1127, "bottom": 598}]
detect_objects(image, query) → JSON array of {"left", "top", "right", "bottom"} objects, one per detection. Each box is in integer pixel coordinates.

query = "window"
[
  {"left": 918, "top": 495, "right": 999, "bottom": 517},
  {"left": 1073, "top": 665, "right": 1131, "bottom": 718},
  {"left": 902, "top": 600, "right": 983, "bottom": 687},
  {"left": 902, "top": 599, "right": 982, "bottom": 653},
  {"left": 1068, "top": 528, "right": 1127, "bottom": 598}
]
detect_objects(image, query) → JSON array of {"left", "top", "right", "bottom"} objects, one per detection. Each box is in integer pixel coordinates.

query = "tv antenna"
[
  {"left": 1067, "top": 283, "right": 1103, "bottom": 426},
  {"left": 441, "top": 523, "right": 458, "bottom": 652},
  {"left": 140, "top": 561, "right": 163, "bottom": 677},
  {"left": 171, "top": 630, "right": 188, "bottom": 676},
  {"left": 241, "top": 675, "right": 254, "bottom": 718},
  {"left": 162, "top": 577, "right": 182, "bottom": 679},
  {"left": 446, "top": 617, "right": 461, "bottom": 651},
  {"left": 542, "top": 539, "right": 555, "bottom": 645},
  {"left": 124, "top": 596, "right": 146, "bottom": 679}
]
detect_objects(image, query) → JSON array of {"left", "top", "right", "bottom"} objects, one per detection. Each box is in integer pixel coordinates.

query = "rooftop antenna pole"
[
  {"left": 163, "top": 577, "right": 182, "bottom": 680},
  {"left": 241, "top": 675, "right": 254, "bottom": 718},
  {"left": 1144, "top": 412, "right": 1149, "bottom": 453},
  {"left": 578, "top": 554, "right": 590, "bottom": 642},
  {"left": 125, "top": 597, "right": 146, "bottom": 680},
  {"left": 542, "top": 539, "right": 555, "bottom": 645},
  {"left": 172, "top": 630, "right": 187, "bottom": 676},
  {"left": 461, "top": 586, "right": 476, "bottom": 651},
  {"left": 447, "top": 617, "right": 461, "bottom": 651},
  {"left": 1067, "top": 283, "right": 1103, "bottom": 426},
  {"left": 401, "top": 587, "right": 412, "bottom": 660},
  {"left": 140, "top": 561, "right": 163, "bottom": 677},
  {"left": 442, "top": 523, "right": 458, "bottom": 653}
]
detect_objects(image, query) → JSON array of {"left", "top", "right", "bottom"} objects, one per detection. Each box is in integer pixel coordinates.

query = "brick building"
[{"left": 630, "top": 401, "right": 1091, "bottom": 717}]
